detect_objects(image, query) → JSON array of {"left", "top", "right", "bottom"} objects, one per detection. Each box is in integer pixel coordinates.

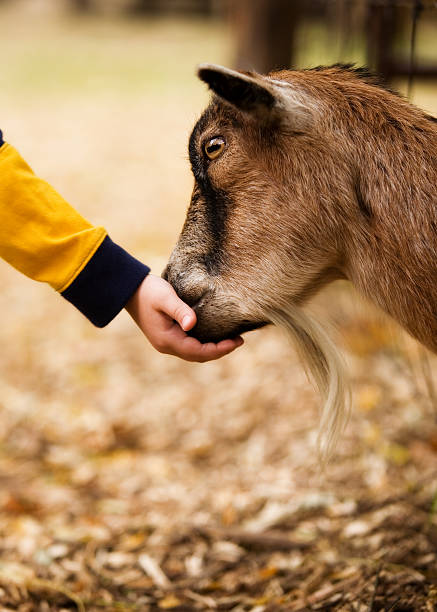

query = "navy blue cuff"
[
  {"left": 61, "top": 236, "right": 150, "bottom": 327},
  {"left": 0, "top": 130, "right": 4, "bottom": 147}
]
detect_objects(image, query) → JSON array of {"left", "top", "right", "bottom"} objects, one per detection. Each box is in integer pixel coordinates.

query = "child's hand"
[{"left": 125, "top": 274, "right": 244, "bottom": 362}]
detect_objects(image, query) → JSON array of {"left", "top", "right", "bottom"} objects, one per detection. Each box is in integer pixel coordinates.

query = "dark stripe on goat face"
[
  {"left": 188, "top": 110, "right": 231, "bottom": 275},
  {"left": 197, "top": 179, "right": 231, "bottom": 275},
  {"left": 188, "top": 179, "right": 230, "bottom": 276}
]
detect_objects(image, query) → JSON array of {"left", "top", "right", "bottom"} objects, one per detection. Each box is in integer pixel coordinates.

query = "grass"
[{"left": 0, "top": 8, "right": 231, "bottom": 98}]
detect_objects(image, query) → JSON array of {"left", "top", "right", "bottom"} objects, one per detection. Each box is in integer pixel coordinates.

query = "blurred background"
[{"left": 0, "top": 0, "right": 437, "bottom": 609}]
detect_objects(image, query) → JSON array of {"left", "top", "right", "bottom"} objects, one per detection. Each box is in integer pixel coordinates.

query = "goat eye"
[{"left": 204, "top": 137, "right": 225, "bottom": 160}]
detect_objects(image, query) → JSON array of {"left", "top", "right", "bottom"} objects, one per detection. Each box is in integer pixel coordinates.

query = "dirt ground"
[{"left": 0, "top": 3, "right": 436, "bottom": 610}]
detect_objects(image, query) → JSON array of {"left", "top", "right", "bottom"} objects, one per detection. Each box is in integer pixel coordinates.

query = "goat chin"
[{"left": 268, "top": 305, "right": 351, "bottom": 464}]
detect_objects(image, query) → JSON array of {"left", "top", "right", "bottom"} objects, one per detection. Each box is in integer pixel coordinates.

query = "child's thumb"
[{"left": 164, "top": 290, "right": 197, "bottom": 332}]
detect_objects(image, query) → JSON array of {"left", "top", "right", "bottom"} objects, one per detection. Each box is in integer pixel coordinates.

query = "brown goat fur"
[{"left": 164, "top": 64, "right": 437, "bottom": 458}]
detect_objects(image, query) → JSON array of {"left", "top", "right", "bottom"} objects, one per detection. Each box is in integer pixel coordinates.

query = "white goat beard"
[{"left": 268, "top": 305, "right": 351, "bottom": 463}]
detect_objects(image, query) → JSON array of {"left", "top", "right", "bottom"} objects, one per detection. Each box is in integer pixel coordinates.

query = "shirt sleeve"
[{"left": 0, "top": 133, "right": 150, "bottom": 327}]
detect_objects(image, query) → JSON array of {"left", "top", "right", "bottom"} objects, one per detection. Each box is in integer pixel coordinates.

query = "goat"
[{"left": 163, "top": 64, "right": 437, "bottom": 460}]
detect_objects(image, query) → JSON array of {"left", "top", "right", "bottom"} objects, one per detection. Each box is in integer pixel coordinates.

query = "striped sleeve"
[{"left": 0, "top": 135, "right": 150, "bottom": 327}]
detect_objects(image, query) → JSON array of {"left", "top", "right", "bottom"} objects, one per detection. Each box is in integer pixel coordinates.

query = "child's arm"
[
  {"left": 0, "top": 133, "right": 242, "bottom": 360},
  {"left": 0, "top": 135, "right": 149, "bottom": 327}
]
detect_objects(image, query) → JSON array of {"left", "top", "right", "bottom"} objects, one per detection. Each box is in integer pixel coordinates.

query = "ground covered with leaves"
[
  {"left": 1, "top": 302, "right": 436, "bottom": 612},
  {"left": 0, "top": 3, "right": 436, "bottom": 610}
]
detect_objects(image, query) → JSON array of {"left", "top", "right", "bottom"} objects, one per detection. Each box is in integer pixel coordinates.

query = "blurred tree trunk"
[
  {"left": 70, "top": 0, "right": 93, "bottom": 11},
  {"left": 366, "top": 2, "right": 397, "bottom": 79},
  {"left": 130, "top": 0, "right": 216, "bottom": 14},
  {"left": 366, "top": 2, "right": 426, "bottom": 82},
  {"left": 229, "top": 0, "right": 301, "bottom": 73},
  {"left": 130, "top": 0, "right": 159, "bottom": 13},
  {"left": 227, "top": 0, "right": 437, "bottom": 85}
]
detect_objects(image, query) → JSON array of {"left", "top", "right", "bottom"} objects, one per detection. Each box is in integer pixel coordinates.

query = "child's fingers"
[
  {"left": 169, "top": 334, "right": 244, "bottom": 362},
  {"left": 195, "top": 337, "right": 244, "bottom": 362}
]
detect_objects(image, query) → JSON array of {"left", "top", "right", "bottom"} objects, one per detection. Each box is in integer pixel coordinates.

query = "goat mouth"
[{"left": 188, "top": 319, "right": 269, "bottom": 343}]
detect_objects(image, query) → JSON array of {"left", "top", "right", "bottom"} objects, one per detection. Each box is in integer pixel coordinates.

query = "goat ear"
[
  {"left": 197, "top": 63, "right": 312, "bottom": 129},
  {"left": 197, "top": 64, "right": 275, "bottom": 116}
]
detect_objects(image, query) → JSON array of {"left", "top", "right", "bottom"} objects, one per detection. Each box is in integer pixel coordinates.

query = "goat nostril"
[
  {"left": 183, "top": 290, "right": 209, "bottom": 310},
  {"left": 190, "top": 293, "right": 207, "bottom": 310},
  {"left": 160, "top": 266, "right": 210, "bottom": 309}
]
